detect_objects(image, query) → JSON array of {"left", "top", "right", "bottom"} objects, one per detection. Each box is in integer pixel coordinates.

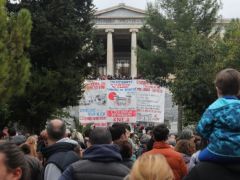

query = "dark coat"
[
  {"left": 42, "top": 142, "right": 80, "bottom": 172},
  {"left": 59, "top": 144, "right": 130, "bottom": 180},
  {"left": 184, "top": 162, "right": 240, "bottom": 180}
]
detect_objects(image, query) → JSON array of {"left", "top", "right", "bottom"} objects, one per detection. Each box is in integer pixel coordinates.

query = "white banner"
[
  {"left": 136, "top": 80, "right": 165, "bottom": 123},
  {"left": 79, "top": 80, "right": 107, "bottom": 125},
  {"left": 106, "top": 80, "right": 137, "bottom": 123},
  {"left": 79, "top": 80, "right": 165, "bottom": 125}
]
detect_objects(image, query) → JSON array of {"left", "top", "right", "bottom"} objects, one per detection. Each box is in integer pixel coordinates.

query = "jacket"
[
  {"left": 42, "top": 141, "right": 80, "bottom": 180},
  {"left": 145, "top": 141, "right": 187, "bottom": 180},
  {"left": 184, "top": 162, "right": 240, "bottom": 180},
  {"left": 197, "top": 97, "right": 240, "bottom": 156},
  {"left": 59, "top": 144, "right": 130, "bottom": 180}
]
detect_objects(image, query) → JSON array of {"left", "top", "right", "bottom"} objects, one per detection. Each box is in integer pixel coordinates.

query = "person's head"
[
  {"left": 25, "top": 136, "right": 37, "bottom": 157},
  {"left": 109, "top": 123, "right": 128, "bottom": 142},
  {"left": 115, "top": 140, "right": 133, "bottom": 159},
  {"left": 8, "top": 128, "right": 16, "bottom": 137},
  {"left": 20, "top": 144, "right": 31, "bottom": 155},
  {"left": 46, "top": 119, "right": 66, "bottom": 143},
  {"left": 129, "top": 154, "right": 174, "bottom": 180},
  {"left": 175, "top": 140, "right": 196, "bottom": 156},
  {"left": 215, "top": 68, "right": 240, "bottom": 97},
  {"left": 89, "top": 127, "right": 112, "bottom": 145},
  {"left": 178, "top": 129, "right": 195, "bottom": 142},
  {"left": 0, "top": 142, "right": 29, "bottom": 180},
  {"left": 168, "top": 133, "right": 177, "bottom": 147},
  {"left": 153, "top": 124, "right": 169, "bottom": 142}
]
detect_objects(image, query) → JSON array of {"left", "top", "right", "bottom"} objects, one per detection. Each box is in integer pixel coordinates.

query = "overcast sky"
[{"left": 93, "top": 0, "right": 240, "bottom": 18}]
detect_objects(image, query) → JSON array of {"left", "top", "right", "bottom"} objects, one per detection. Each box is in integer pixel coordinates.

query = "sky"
[{"left": 93, "top": 0, "right": 240, "bottom": 19}]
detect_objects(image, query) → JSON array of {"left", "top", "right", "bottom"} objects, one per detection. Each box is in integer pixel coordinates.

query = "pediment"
[{"left": 95, "top": 4, "right": 146, "bottom": 18}]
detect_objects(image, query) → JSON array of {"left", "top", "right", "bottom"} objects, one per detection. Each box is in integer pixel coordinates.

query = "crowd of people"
[{"left": 0, "top": 68, "right": 240, "bottom": 180}]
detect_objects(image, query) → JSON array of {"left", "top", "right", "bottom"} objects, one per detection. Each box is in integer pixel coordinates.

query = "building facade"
[{"left": 94, "top": 3, "right": 145, "bottom": 78}]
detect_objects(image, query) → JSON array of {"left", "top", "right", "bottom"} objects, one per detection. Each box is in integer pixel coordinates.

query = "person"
[
  {"left": 175, "top": 140, "right": 196, "bottom": 169},
  {"left": 178, "top": 129, "right": 195, "bottom": 143},
  {"left": 126, "top": 154, "right": 174, "bottom": 180},
  {"left": 145, "top": 124, "right": 187, "bottom": 180},
  {"left": 109, "top": 123, "right": 129, "bottom": 143},
  {"left": 25, "top": 136, "right": 38, "bottom": 157},
  {"left": 59, "top": 127, "right": 130, "bottom": 180},
  {"left": 197, "top": 68, "right": 240, "bottom": 162},
  {"left": 184, "top": 161, "right": 240, "bottom": 180},
  {"left": 42, "top": 119, "right": 80, "bottom": 180},
  {"left": 0, "top": 142, "right": 29, "bottom": 180},
  {"left": 20, "top": 144, "right": 42, "bottom": 180},
  {"left": 115, "top": 140, "right": 134, "bottom": 169}
]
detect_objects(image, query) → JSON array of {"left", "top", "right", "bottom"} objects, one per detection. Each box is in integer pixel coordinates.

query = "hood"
[
  {"left": 57, "top": 138, "right": 78, "bottom": 145},
  {"left": 83, "top": 144, "right": 122, "bottom": 162},
  {"left": 42, "top": 142, "right": 77, "bottom": 159}
]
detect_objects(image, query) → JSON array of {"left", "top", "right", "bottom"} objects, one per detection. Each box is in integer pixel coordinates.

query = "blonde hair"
[
  {"left": 25, "top": 136, "right": 37, "bottom": 157},
  {"left": 129, "top": 154, "right": 174, "bottom": 180}
]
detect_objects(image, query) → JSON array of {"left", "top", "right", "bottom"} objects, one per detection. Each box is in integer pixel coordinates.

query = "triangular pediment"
[{"left": 95, "top": 3, "right": 146, "bottom": 18}]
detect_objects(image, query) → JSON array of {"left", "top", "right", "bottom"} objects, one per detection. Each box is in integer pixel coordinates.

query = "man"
[
  {"left": 109, "top": 123, "right": 129, "bottom": 143},
  {"left": 145, "top": 124, "right": 187, "bottom": 180},
  {"left": 59, "top": 127, "right": 130, "bottom": 180},
  {"left": 42, "top": 119, "right": 80, "bottom": 180},
  {"left": 184, "top": 161, "right": 240, "bottom": 180}
]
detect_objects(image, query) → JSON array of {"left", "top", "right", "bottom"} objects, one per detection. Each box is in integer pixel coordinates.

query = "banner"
[
  {"left": 79, "top": 80, "right": 165, "bottom": 125},
  {"left": 107, "top": 80, "right": 137, "bottom": 123},
  {"left": 79, "top": 80, "right": 107, "bottom": 124},
  {"left": 136, "top": 80, "right": 165, "bottom": 123}
]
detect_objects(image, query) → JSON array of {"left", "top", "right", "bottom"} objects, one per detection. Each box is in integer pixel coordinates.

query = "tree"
[
  {"left": 138, "top": 0, "right": 221, "bottom": 126},
  {"left": 216, "top": 19, "right": 240, "bottom": 70},
  {"left": 0, "top": 0, "right": 32, "bottom": 128},
  {"left": 7, "top": 0, "right": 96, "bottom": 132}
]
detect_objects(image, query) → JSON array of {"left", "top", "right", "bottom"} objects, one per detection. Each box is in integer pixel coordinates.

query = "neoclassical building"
[
  {"left": 94, "top": 3, "right": 145, "bottom": 78},
  {"left": 94, "top": 3, "right": 230, "bottom": 78}
]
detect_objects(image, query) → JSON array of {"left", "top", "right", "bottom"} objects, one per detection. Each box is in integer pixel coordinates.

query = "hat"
[{"left": 11, "top": 135, "right": 26, "bottom": 146}]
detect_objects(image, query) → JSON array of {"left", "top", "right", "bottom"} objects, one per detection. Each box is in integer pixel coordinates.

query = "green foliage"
[
  {"left": 138, "top": 0, "right": 221, "bottom": 125},
  {"left": 0, "top": 0, "right": 32, "bottom": 128},
  {"left": 0, "top": 0, "right": 32, "bottom": 104},
  {"left": 6, "top": 0, "right": 96, "bottom": 132}
]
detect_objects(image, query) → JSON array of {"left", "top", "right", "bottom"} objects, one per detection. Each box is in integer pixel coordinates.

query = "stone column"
[
  {"left": 130, "top": 29, "right": 138, "bottom": 78},
  {"left": 105, "top": 29, "right": 114, "bottom": 76}
]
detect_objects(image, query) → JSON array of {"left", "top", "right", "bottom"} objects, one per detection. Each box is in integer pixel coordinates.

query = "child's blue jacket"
[{"left": 197, "top": 97, "right": 240, "bottom": 157}]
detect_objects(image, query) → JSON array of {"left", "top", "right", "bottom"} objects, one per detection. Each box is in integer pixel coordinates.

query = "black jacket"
[
  {"left": 184, "top": 162, "right": 240, "bottom": 180},
  {"left": 42, "top": 142, "right": 80, "bottom": 172},
  {"left": 59, "top": 144, "right": 130, "bottom": 180}
]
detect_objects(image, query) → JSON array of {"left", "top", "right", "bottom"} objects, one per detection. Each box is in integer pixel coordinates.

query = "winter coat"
[
  {"left": 145, "top": 141, "right": 187, "bottom": 180},
  {"left": 197, "top": 96, "right": 240, "bottom": 157},
  {"left": 184, "top": 162, "right": 240, "bottom": 180},
  {"left": 59, "top": 144, "right": 130, "bottom": 180}
]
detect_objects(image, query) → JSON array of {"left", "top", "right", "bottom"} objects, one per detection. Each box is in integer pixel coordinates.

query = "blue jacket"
[{"left": 197, "top": 97, "right": 240, "bottom": 157}]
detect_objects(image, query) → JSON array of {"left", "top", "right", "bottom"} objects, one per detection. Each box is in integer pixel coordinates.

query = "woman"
[
  {"left": 126, "top": 154, "right": 174, "bottom": 180},
  {"left": 25, "top": 136, "right": 38, "bottom": 157},
  {"left": 0, "top": 142, "right": 29, "bottom": 180}
]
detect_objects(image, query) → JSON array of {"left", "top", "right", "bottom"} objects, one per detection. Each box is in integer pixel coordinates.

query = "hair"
[
  {"left": 89, "top": 127, "right": 112, "bottom": 145},
  {"left": 129, "top": 154, "right": 174, "bottom": 180},
  {"left": 178, "top": 129, "right": 194, "bottom": 140},
  {"left": 8, "top": 128, "right": 17, "bottom": 137},
  {"left": 0, "top": 142, "right": 29, "bottom": 180},
  {"left": 175, "top": 140, "right": 196, "bottom": 156},
  {"left": 153, "top": 124, "right": 169, "bottom": 141},
  {"left": 215, "top": 68, "right": 240, "bottom": 96},
  {"left": 109, "top": 123, "right": 127, "bottom": 141},
  {"left": 115, "top": 140, "right": 133, "bottom": 159},
  {"left": 46, "top": 119, "right": 66, "bottom": 141},
  {"left": 20, "top": 144, "right": 31, "bottom": 155},
  {"left": 25, "top": 136, "right": 37, "bottom": 157}
]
